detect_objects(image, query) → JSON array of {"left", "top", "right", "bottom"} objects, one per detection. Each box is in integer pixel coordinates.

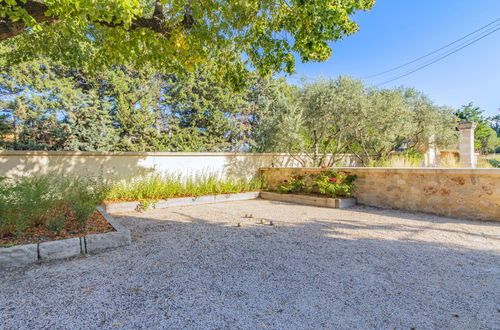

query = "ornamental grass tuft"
[{"left": 105, "top": 172, "right": 264, "bottom": 202}]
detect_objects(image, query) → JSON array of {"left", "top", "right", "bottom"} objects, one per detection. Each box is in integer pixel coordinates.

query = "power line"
[
  {"left": 375, "top": 25, "right": 500, "bottom": 86},
  {"left": 363, "top": 18, "right": 500, "bottom": 79}
]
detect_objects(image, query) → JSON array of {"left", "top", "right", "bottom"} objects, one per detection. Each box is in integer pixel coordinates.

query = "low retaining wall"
[
  {"left": 260, "top": 167, "right": 500, "bottom": 221},
  {"left": 260, "top": 192, "right": 356, "bottom": 208}
]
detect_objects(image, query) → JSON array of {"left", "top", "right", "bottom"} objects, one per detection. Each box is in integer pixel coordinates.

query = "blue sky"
[{"left": 287, "top": 0, "right": 500, "bottom": 117}]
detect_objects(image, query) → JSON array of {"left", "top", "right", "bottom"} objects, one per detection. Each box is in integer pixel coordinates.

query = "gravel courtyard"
[{"left": 1, "top": 199, "right": 499, "bottom": 329}]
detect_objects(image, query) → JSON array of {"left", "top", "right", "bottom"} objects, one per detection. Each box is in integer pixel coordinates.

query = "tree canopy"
[
  {"left": 0, "top": 41, "right": 262, "bottom": 151},
  {"left": 0, "top": 0, "right": 375, "bottom": 83},
  {"left": 0, "top": 47, "right": 460, "bottom": 161},
  {"left": 455, "top": 102, "right": 499, "bottom": 154},
  {"left": 253, "top": 76, "right": 458, "bottom": 166}
]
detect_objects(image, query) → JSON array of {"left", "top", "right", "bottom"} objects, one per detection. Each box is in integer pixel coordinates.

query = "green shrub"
[
  {"left": 276, "top": 175, "right": 310, "bottom": 194},
  {"left": 369, "top": 152, "right": 423, "bottom": 167},
  {"left": 136, "top": 199, "right": 158, "bottom": 212},
  {"left": 0, "top": 174, "right": 110, "bottom": 238},
  {"left": 0, "top": 243, "right": 16, "bottom": 248},
  {"left": 486, "top": 158, "right": 500, "bottom": 168},
  {"left": 71, "top": 201, "right": 96, "bottom": 228},
  {"left": 67, "top": 176, "right": 110, "bottom": 228},
  {"left": 277, "top": 169, "right": 356, "bottom": 198},
  {"left": 0, "top": 175, "right": 57, "bottom": 236},
  {"left": 312, "top": 170, "right": 357, "bottom": 197},
  {"left": 45, "top": 215, "right": 66, "bottom": 234}
]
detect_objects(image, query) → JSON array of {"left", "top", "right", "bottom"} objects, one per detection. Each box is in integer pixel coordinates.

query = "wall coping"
[
  {"left": 0, "top": 151, "right": 355, "bottom": 157},
  {"left": 259, "top": 167, "right": 500, "bottom": 175}
]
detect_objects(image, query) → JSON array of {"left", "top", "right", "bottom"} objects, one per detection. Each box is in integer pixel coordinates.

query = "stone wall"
[{"left": 260, "top": 167, "right": 500, "bottom": 222}]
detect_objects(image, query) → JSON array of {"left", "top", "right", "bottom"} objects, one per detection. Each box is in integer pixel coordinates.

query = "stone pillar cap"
[{"left": 457, "top": 121, "right": 477, "bottom": 129}]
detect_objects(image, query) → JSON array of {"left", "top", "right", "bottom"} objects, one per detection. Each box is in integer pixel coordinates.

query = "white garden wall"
[{"left": 0, "top": 151, "right": 358, "bottom": 180}]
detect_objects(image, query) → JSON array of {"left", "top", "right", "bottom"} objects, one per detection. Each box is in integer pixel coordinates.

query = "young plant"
[
  {"left": 71, "top": 202, "right": 96, "bottom": 228},
  {"left": 45, "top": 215, "right": 66, "bottom": 234},
  {"left": 136, "top": 200, "right": 158, "bottom": 212},
  {"left": 0, "top": 175, "right": 57, "bottom": 237},
  {"left": 67, "top": 176, "right": 109, "bottom": 228}
]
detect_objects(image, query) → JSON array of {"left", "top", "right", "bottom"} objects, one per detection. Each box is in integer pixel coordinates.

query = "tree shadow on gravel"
[
  {"left": 0, "top": 204, "right": 499, "bottom": 329},
  {"left": 342, "top": 204, "right": 500, "bottom": 240},
  {"left": 264, "top": 200, "right": 500, "bottom": 241}
]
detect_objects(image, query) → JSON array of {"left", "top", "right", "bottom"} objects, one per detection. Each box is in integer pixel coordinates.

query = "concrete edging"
[
  {"left": 260, "top": 191, "right": 356, "bottom": 209},
  {"left": 102, "top": 191, "right": 261, "bottom": 213},
  {"left": 0, "top": 207, "right": 130, "bottom": 269}
]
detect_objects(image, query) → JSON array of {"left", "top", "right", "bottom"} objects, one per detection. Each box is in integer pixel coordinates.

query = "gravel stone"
[{"left": 1, "top": 200, "right": 499, "bottom": 329}]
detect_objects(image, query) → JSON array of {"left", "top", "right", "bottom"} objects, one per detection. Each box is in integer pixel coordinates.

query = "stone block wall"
[{"left": 260, "top": 167, "right": 500, "bottom": 221}]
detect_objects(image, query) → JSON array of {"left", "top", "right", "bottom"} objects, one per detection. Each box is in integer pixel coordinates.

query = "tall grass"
[
  {"left": 440, "top": 154, "right": 496, "bottom": 168},
  {"left": 105, "top": 172, "right": 265, "bottom": 202},
  {"left": 368, "top": 152, "right": 424, "bottom": 168},
  {"left": 367, "top": 152, "right": 497, "bottom": 168}
]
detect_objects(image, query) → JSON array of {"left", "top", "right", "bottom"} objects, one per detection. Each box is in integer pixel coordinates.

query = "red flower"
[
  {"left": 291, "top": 175, "right": 298, "bottom": 179},
  {"left": 321, "top": 165, "right": 328, "bottom": 168},
  {"left": 283, "top": 179, "right": 288, "bottom": 183},
  {"left": 328, "top": 178, "right": 337, "bottom": 182}
]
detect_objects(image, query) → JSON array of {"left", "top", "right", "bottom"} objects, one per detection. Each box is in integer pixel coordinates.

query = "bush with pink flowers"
[
  {"left": 312, "top": 169, "right": 356, "bottom": 197},
  {"left": 276, "top": 175, "right": 311, "bottom": 194},
  {"left": 277, "top": 169, "right": 356, "bottom": 198}
]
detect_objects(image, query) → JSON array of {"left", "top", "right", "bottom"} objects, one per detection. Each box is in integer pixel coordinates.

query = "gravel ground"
[{"left": 1, "top": 199, "right": 499, "bottom": 329}]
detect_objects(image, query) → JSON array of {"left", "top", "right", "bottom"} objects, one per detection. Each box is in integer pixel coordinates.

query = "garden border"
[
  {"left": 0, "top": 207, "right": 131, "bottom": 269},
  {"left": 101, "top": 191, "right": 261, "bottom": 213}
]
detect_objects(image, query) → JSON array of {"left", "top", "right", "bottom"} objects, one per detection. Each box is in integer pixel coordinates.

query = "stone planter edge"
[
  {"left": 260, "top": 191, "right": 356, "bottom": 209},
  {"left": 0, "top": 207, "right": 130, "bottom": 269},
  {"left": 101, "top": 191, "right": 261, "bottom": 213}
]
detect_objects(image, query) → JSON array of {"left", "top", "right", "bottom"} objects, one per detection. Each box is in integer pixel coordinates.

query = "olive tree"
[{"left": 253, "top": 76, "right": 458, "bottom": 166}]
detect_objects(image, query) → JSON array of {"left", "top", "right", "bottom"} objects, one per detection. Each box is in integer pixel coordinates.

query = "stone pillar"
[
  {"left": 457, "top": 121, "right": 477, "bottom": 168},
  {"left": 424, "top": 134, "right": 440, "bottom": 167}
]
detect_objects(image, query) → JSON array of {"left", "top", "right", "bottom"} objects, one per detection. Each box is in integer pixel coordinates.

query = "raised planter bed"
[
  {"left": 102, "top": 191, "right": 261, "bottom": 213},
  {"left": 0, "top": 207, "right": 130, "bottom": 269},
  {"left": 260, "top": 191, "right": 356, "bottom": 209}
]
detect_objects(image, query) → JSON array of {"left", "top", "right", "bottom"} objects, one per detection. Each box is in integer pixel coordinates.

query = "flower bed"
[
  {"left": 104, "top": 173, "right": 264, "bottom": 203},
  {"left": 275, "top": 169, "right": 356, "bottom": 198},
  {"left": 0, "top": 210, "right": 113, "bottom": 247},
  {"left": 0, "top": 173, "right": 264, "bottom": 245},
  {"left": 0, "top": 206, "right": 130, "bottom": 268},
  {"left": 0, "top": 175, "right": 111, "bottom": 246}
]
